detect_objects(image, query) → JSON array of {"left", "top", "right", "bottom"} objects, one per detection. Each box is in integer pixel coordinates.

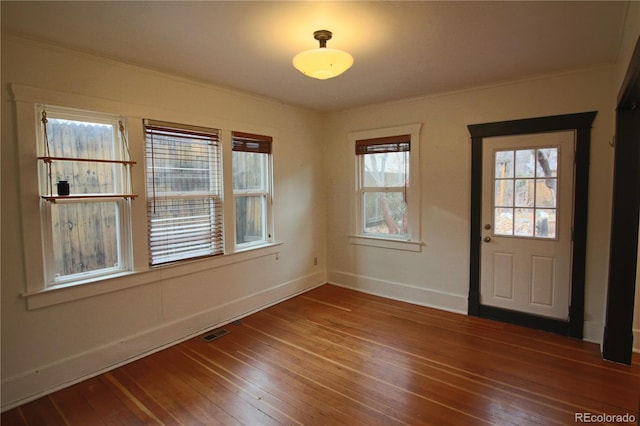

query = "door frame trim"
[
  {"left": 468, "top": 111, "right": 597, "bottom": 338},
  {"left": 602, "top": 35, "right": 640, "bottom": 365}
]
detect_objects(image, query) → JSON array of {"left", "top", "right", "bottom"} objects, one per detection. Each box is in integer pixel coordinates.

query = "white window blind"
[{"left": 144, "top": 119, "right": 223, "bottom": 265}]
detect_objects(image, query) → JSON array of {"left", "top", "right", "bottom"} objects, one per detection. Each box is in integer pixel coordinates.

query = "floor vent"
[{"left": 202, "top": 328, "right": 230, "bottom": 343}]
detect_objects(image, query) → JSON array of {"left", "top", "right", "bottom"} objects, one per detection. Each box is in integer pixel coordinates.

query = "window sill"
[
  {"left": 22, "top": 242, "right": 282, "bottom": 310},
  {"left": 349, "top": 235, "right": 423, "bottom": 252},
  {"left": 234, "top": 240, "right": 273, "bottom": 253}
]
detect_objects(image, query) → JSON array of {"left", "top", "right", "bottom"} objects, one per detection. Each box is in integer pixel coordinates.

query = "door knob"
[{"left": 483, "top": 236, "right": 491, "bottom": 242}]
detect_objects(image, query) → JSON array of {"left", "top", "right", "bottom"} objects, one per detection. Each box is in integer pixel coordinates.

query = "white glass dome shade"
[{"left": 292, "top": 30, "right": 353, "bottom": 80}]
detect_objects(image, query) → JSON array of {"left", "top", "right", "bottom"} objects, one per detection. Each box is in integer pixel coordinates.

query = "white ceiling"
[{"left": 1, "top": 1, "right": 629, "bottom": 112}]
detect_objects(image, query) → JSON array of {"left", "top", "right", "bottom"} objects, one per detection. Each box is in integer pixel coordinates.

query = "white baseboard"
[
  {"left": 1, "top": 272, "right": 325, "bottom": 411},
  {"left": 327, "top": 270, "right": 468, "bottom": 315},
  {"left": 582, "top": 321, "right": 604, "bottom": 345},
  {"left": 328, "top": 270, "right": 604, "bottom": 345}
]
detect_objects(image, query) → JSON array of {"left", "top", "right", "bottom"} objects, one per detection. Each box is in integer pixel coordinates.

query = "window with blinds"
[
  {"left": 232, "top": 131, "right": 272, "bottom": 248},
  {"left": 356, "top": 134, "right": 411, "bottom": 237},
  {"left": 144, "top": 119, "right": 223, "bottom": 265}
]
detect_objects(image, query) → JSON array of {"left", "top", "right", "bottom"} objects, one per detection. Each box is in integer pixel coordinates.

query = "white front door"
[{"left": 480, "top": 131, "right": 575, "bottom": 320}]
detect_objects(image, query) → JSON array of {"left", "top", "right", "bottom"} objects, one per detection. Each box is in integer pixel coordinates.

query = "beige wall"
[
  {"left": 615, "top": 2, "right": 640, "bottom": 92},
  {"left": 324, "top": 65, "right": 617, "bottom": 342},
  {"left": 1, "top": 36, "right": 327, "bottom": 409}
]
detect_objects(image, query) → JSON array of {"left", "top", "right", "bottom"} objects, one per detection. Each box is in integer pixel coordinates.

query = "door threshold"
[{"left": 477, "top": 304, "right": 571, "bottom": 336}]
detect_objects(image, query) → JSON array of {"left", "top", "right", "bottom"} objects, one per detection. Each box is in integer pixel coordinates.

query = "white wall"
[
  {"left": 324, "top": 65, "right": 617, "bottom": 343},
  {"left": 1, "top": 36, "right": 327, "bottom": 409}
]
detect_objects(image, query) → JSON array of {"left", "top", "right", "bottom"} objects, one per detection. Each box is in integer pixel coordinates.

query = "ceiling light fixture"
[{"left": 293, "top": 30, "right": 353, "bottom": 80}]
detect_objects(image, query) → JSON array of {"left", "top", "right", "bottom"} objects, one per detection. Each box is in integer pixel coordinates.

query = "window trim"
[
  {"left": 12, "top": 83, "right": 280, "bottom": 309},
  {"left": 36, "top": 105, "right": 134, "bottom": 286},
  {"left": 349, "top": 123, "right": 422, "bottom": 251},
  {"left": 22, "top": 242, "right": 283, "bottom": 310},
  {"left": 12, "top": 84, "right": 132, "bottom": 297}
]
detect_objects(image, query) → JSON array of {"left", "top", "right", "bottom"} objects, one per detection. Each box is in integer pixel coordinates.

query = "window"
[
  {"left": 38, "top": 106, "right": 132, "bottom": 285},
  {"left": 351, "top": 124, "right": 422, "bottom": 250},
  {"left": 356, "top": 135, "right": 410, "bottom": 237},
  {"left": 493, "top": 147, "right": 559, "bottom": 239},
  {"left": 14, "top": 84, "right": 280, "bottom": 308},
  {"left": 232, "top": 131, "right": 273, "bottom": 248},
  {"left": 144, "top": 120, "right": 223, "bottom": 265}
]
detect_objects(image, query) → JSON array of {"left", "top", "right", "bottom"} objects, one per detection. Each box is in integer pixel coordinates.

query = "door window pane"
[
  {"left": 515, "top": 179, "right": 534, "bottom": 207},
  {"left": 535, "top": 209, "right": 556, "bottom": 238},
  {"left": 536, "top": 148, "right": 558, "bottom": 177},
  {"left": 535, "top": 179, "right": 556, "bottom": 208},
  {"left": 494, "top": 179, "right": 513, "bottom": 207},
  {"left": 515, "top": 208, "right": 534, "bottom": 236},
  {"left": 495, "top": 151, "right": 514, "bottom": 179},
  {"left": 494, "top": 208, "right": 513, "bottom": 236},
  {"left": 515, "top": 149, "right": 535, "bottom": 177}
]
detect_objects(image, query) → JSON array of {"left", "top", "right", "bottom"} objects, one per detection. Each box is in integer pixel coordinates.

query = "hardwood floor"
[{"left": 3, "top": 284, "right": 639, "bottom": 425}]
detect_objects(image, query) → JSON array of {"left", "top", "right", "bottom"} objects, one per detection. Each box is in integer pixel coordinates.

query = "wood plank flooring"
[{"left": 3, "top": 284, "right": 639, "bottom": 425}]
